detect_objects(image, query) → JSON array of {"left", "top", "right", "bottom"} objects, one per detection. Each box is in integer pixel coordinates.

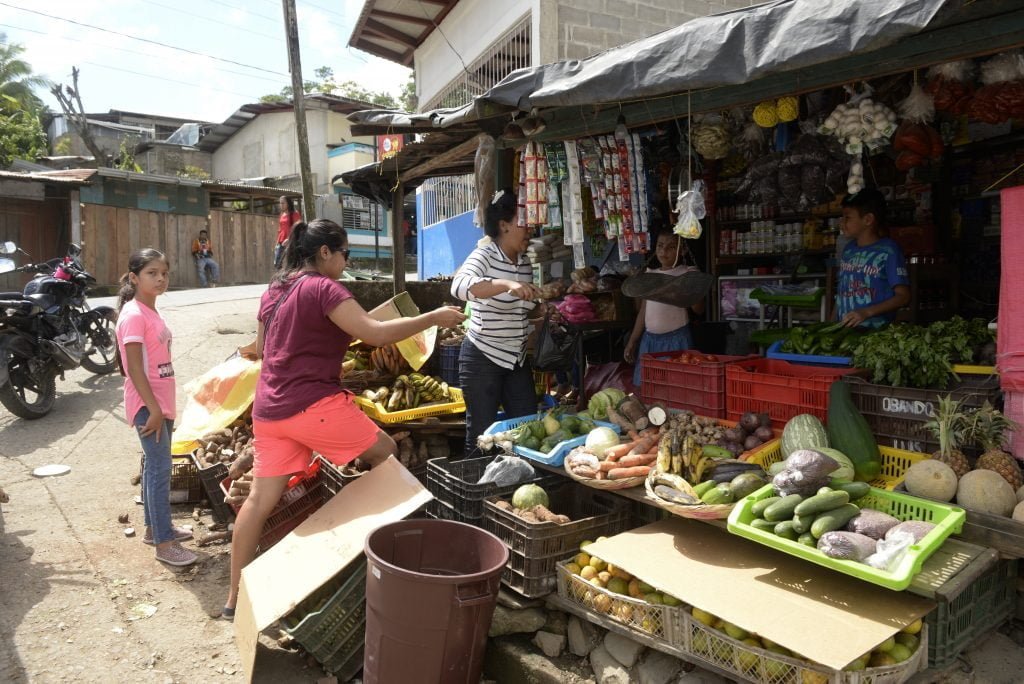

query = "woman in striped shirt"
[{"left": 451, "top": 190, "right": 542, "bottom": 455}]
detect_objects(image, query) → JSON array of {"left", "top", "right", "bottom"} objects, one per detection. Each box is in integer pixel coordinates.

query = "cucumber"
[
  {"left": 810, "top": 503, "right": 861, "bottom": 538},
  {"left": 764, "top": 494, "right": 803, "bottom": 522},
  {"left": 794, "top": 490, "right": 850, "bottom": 516},
  {"left": 693, "top": 480, "right": 717, "bottom": 497},
  {"left": 798, "top": 532, "right": 818, "bottom": 547},
  {"left": 792, "top": 511, "right": 818, "bottom": 534},
  {"left": 751, "top": 518, "right": 776, "bottom": 533},
  {"left": 773, "top": 520, "right": 799, "bottom": 540},
  {"left": 751, "top": 496, "right": 781, "bottom": 518},
  {"left": 833, "top": 481, "right": 871, "bottom": 501}
]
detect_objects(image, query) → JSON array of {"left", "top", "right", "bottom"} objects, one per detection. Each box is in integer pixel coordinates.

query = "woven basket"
[
  {"left": 644, "top": 470, "right": 735, "bottom": 520},
  {"left": 563, "top": 458, "right": 646, "bottom": 491},
  {"left": 339, "top": 371, "right": 394, "bottom": 396}
]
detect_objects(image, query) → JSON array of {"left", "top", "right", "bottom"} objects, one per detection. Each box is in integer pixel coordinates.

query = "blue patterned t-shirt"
[{"left": 836, "top": 238, "right": 909, "bottom": 328}]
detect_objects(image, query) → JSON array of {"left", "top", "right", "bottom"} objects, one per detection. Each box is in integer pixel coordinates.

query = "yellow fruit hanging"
[
  {"left": 776, "top": 96, "right": 799, "bottom": 122},
  {"left": 753, "top": 101, "right": 779, "bottom": 128}
]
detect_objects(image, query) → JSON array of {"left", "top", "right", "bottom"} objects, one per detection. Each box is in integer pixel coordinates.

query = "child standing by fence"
[{"left": 116, "top": 248, "right": 197, "bottom": 567}]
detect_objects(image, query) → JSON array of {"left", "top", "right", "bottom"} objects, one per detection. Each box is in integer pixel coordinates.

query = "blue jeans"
[
  {"left": 196, "top": 257, "right": 219, "bottom": 287},
  {"left": 274, "top": 243, "right": 285, "bottom": 270},
  {"left": 460, "top": 339, "right": 537, "bottom": 456},
  {"left": 134, "top": 407, "right": 176, "bottom": 544},
  {"left": 633, "top": 324, "right": 694, "bottom": 387}
]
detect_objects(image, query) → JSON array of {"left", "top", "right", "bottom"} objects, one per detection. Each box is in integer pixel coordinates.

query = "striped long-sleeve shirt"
[{"left": 451, "top": 242, "right": 537, "bottom": 369}]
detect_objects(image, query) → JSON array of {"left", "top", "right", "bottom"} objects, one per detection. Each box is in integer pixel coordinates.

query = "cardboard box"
[
  {"left": 235, "top": 457, "right": 431, "bottom": 681},
  {"left": 585, "top": 518, "right": 935, "bottom": 671},
  {"left": 365, "top": 291, "right": 437, "bottom": 371}
]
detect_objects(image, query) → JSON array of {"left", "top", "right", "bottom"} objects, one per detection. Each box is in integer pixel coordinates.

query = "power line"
[
  {"left": 0, "top": 27, "right": 286, "bottom": 85},
  {"left": 80, "top": 61, "right": 273, "bottom": 102},
  {"left": 0, "top": 1, "right": 288, "bottom": 77},
  {"left": 135, "top": 0, "right": 284, "bottom": 43}
]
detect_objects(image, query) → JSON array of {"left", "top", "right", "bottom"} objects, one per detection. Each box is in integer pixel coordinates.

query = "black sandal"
[{"left": 218, "top": 606, "right": 235, "bottom": 621}]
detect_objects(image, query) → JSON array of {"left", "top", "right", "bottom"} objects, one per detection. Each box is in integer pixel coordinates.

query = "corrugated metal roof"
[
  {"left": 201, "top": 180, "right": 301, "bottom": 200},
  {"left": 0, "top": 169, "right": 94, "bottom": 185}
]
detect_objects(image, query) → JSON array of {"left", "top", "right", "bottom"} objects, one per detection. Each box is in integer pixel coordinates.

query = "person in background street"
[
  {"left": 451, "top": 189, "right": 541, "bottom": 456},
  {"left": 221, "top": 218, "right": 465, "bottom": 620},
  {"left": 275, "top": 196, "right": 302, "bottom": 270},
  {"left": 835, "top": 188, "right": 910, "bottom": 328},
  {"left": 191, "top": 229, "right": 219, "bottom": 288},
  {"left": 624, "top": 229, "right": 705, "bottom": 387},
  {"left": 115, "top": 248, "right": 197, "bottom": 567}
]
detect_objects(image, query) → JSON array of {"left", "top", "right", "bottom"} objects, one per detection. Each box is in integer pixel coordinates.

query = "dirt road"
[{"left": 0, "top": 286, "right": 321, "bottom": 683}]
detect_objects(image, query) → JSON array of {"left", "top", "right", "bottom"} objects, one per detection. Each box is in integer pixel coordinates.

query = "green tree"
[
  {"left": 0, "top": 109, "right": 47, "bottom": 167},
  {"left": 0, "top": 33, "right": 49, "bottom": 113},
  {"left": 260, "top": 66, "right": 409, "bottom": 109}
]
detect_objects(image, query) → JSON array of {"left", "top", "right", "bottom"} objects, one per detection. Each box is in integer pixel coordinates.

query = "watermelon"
[{"left": 780, "top": 415, "right": 829, "bottom": 459}]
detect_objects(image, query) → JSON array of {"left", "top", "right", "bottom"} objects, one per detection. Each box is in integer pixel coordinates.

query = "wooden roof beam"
[
  {"left": 369, "top": 9, "right": 432, "bottom": 26},
  {"left": 402, "top": 135, "right": 481, "bottom": 183},
  {"left": 363, "top": 19, "right": 419, "bottom": 49}
]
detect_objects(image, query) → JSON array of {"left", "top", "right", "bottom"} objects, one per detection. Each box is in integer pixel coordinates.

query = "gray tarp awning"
[{"left": 348, "top": 0, "right": 962, "bottom": 134}]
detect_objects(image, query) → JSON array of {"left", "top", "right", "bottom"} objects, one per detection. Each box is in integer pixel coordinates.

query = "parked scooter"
[{"left": 0, "top": 241, "right": 117, "bottom": 419}]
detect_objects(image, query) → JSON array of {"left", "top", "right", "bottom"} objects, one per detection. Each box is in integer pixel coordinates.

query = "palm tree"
[{"left": 0, "top": 33, "right": 49, "bottom": 112}]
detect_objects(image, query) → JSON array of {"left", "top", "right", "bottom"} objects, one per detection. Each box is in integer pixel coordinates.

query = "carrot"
[
  {"left": 595, "top": 470, "right": 607, "bottom": 480},
  {"left": 615, "top": 452, "right": 658, "bottom": 468},
  {"left": 608, "top": 465, "right": 651, "bottom": 480},
  {"left": 598, "top": 460, "right": 622, "bottom": 472},
  {"left": 603, "top": 440, "right": 640, "bottom": 462}
]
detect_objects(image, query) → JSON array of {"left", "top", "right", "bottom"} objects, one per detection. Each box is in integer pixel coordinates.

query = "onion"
[
  {"left": 744, "top": 435, "right": 763, "bottom": 451},
  {"left": 755, "top": 426, "right": 774, "bottom": 442}
]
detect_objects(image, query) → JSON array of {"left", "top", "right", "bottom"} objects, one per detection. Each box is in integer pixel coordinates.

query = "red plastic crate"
[
  {"left": 640, "top": 353, "right": 754, "bottom": 418},
  {"left": 725, "top": 357, "right": 860, "bottom": 424},
  {"left": 221, "top": 460, "right": 324, "bottom": 553}
]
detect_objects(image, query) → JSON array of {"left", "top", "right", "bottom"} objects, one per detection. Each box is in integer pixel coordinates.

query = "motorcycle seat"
[
  {"left": 0, "top": 291, "right": 23, "bottom": 299},
  {"left": 0, "top": 299, "right": 38, "bottom": 314}
]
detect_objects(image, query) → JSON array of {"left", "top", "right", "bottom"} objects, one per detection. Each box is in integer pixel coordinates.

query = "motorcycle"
[{"left": 0, "top": 241, "right": 118, "bottom": 419}]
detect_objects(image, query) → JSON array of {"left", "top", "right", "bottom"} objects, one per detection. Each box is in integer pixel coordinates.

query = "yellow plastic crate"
[
  {"left": 744, "top": 442, "right": 929, "bottom": 490},
  {"left": 354, "top": 387, "right": 465, "bottom": 424},
  {"left": 952, "top": 364, "right": 996, "bottom": 376}
]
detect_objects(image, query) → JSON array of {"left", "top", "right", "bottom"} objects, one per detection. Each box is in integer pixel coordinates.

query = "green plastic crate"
[
  {"left": 925, "top": 559, "right": 1018, "bottom": 668},
  {"left": 727, "top": 484, "right": 966, "bottom": 590}
]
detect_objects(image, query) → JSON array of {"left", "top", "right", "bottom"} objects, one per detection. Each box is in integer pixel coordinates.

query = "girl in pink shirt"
[{"left": 116, "top": 249, "right": 197, "bottom": 568}]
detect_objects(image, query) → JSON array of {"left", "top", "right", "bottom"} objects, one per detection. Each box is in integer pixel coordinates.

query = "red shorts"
[{"left": 252, "top": 392, "right": 380, "bottom": 477}]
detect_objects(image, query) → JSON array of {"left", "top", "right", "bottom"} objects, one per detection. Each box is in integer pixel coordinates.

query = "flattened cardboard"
[
  {"left": 585, "top": 518, "right": 934, "bottom": 670},
  {"left": 236, "top": 457, "right": 431, "bottom": 681},
  {"left": 365, "top": 292, "right": 437, "bottom": 371}
]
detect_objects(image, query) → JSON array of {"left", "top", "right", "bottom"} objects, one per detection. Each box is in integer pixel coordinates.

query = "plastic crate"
[
  {"left": 556, "top": 560, "right": 681, "bottom": 644},
  {"left": 439, "top": 344, "right": 461, "bottom": 388},
  {"left": 190, "top": 452, "right": 233, "bottom": 523},
  {"left": 139, "top": 455, "right": 203, "bottom": 505},
  {"left": 425, "top": 455, "right": 563, "bottom": 522},
  {"left": 221, "top": 462, "right": 325, "bottom": 553},
  {"left": 640, "top": 353, "right": 754, "bottom": 418},
  {"left": 677, "top": 608, "right": 928, "bottom": 684},
  {"left": 767, "top": 340, "right": 853, "bottom": 367},
  {"left": 728, "top": 484, "right": 966, "bottom": 591},
  {"left": 743, "top": 442, "right": 929, "bottom": 491},
  {"left": 483, "top": 414, "right": 621, "bottom": 466},
  {"left": 354, "top": 387, "right": 465, "bottom": 424},
  {"left": 726, "top": 358, "right": 861, "bottom": 424},
  {"left": 317, "top": 456, "right": 367, "bottom": 500},
  {"left": 844, "top": 375, "right": 1001, "bottom": 456},
  {"left": 483, "top": 484, "right": 632, "bottom": 597},
  {"left": 281, "top": 559, "right": 366, "bottom": 679},
  {"left": 925, "top": 559, "right": 1018, "bottom": 668}
]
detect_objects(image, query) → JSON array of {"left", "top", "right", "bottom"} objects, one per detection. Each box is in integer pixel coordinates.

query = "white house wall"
[{"left": 415, "top": 0, "right": 532, "bottom": 109}]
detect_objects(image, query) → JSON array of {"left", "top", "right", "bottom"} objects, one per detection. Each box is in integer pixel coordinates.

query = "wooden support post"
[
  {"left": 391, "top": 182, "right": 405, "bottom": 294},
  {"left": 281, "top": 0, "right": 316, "bottom": 220}
]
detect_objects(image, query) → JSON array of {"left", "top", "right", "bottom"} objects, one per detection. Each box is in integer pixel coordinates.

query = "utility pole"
[{"left": 281, "top": 0, "right": 316, "bottom": 220}]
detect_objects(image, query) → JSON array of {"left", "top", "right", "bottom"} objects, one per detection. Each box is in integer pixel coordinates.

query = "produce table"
[{"left": 529, "top": 460, "right": 998, "bottom": 604}]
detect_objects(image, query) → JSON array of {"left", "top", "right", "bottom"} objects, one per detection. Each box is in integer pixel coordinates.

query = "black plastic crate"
[
  {"left": 191, "top": 452, "right": 233, "bottom": 523},
  {"left": 439, "top": 344, "right": 461, "bottom": 388},
  {"left": 139, "top": 454, "right": 203, "bottom": 505},
  {"left": 426, "top": 455, "right": 562, "bottom": 522}
]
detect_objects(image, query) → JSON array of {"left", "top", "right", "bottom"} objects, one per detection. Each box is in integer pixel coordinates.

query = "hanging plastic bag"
[
  {"left": 673, "top": 180, "right": 706, "bottom": 239},
  {"left": 533, "top": 313, "right": 580, "bottom": 372},
  {"left": 477, "top": 455, "right": 536, "bottom": 487}
]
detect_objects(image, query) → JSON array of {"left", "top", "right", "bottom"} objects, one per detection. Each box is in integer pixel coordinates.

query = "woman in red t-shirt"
[
  {"left": 221, "top": 218, "right": 465, "bottom": 620},
  {"left": 274, "top": 195, "right": 302, "bottom": 269}
]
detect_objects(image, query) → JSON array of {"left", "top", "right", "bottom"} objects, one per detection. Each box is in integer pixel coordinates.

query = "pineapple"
[
  {"left": 925, "top": 395, "right": 970, "bottom": 478},
  {"left": 968, "top": 402, "right": 1023, "bottom": 490}
]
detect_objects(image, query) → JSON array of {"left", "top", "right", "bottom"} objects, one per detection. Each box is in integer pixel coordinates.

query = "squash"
[
  {"left": 826, "top": 381, "right": 881, "bottom": 482},
  {"left": 780, "top": 414, "right": 829, "bottom": 459}
]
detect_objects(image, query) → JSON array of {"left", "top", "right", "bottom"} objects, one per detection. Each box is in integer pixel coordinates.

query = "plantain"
[
  {"left": 657, "top": 433, "right": 672, "bottom": 473},
  {"left": 387, "top": 388, "right": 403, "bottom": 412}
]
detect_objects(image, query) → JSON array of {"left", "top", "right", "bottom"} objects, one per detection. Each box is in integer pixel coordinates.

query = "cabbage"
[
  {"left": 585, "top": 427, "right": 620, "bottom": 458},
  {"left": 512, "top": 484, "right": 549, "bottom": 509}
]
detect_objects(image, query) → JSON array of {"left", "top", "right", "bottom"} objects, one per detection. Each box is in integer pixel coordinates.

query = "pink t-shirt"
[
  {"left": 254, "top": 274, "right": 354, "bottom": 422},
  {"left": 116, "top": 299, "right": 176, "bottom": 423},
  {"left": 644, "top": 264, "right": 699, "bottom": 334}
]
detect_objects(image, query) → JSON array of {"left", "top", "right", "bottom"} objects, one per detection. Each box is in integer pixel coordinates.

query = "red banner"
[{"left": 377, "top": 134, "right": 403, "bottom": 160}]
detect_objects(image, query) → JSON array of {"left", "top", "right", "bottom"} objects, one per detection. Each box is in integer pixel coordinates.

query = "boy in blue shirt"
[{"left": 835, "top": 188, "right": 910, "bottom": 328}]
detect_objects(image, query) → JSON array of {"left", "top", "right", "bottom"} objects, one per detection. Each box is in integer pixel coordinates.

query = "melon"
[
  {"left": 1014, "top": 501, "right": 1024, "bottom": 523},
  {"left": 904, "top": 460, "right": 958, "bottom": 502},
  {"left": 780, "top": 414, "right": 829, "bottom": 459},
  {"left": 512, "top": 484, "right": 549, "bottom": 510},
  {"left": 956, "top": 470, "right": 1016, "bottom": 516}
]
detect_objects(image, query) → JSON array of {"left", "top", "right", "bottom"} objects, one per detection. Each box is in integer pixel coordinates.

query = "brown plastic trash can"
[{"left": 363, "top": 519, "right": 509, "bottom": 684}]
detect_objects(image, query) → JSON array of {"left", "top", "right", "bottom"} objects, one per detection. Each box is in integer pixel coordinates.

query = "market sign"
[{"left": 377, "top": 134, "right": 403, "bottom": 160}]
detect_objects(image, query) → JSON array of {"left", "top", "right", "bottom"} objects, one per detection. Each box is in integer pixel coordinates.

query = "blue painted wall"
[{"left": 417, "top": 205, "right": 480, "bottom": 280}]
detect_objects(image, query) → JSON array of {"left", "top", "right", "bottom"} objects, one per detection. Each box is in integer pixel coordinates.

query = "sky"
[{"left": 0, "top": 0, "right": 412, "bottom": 125}]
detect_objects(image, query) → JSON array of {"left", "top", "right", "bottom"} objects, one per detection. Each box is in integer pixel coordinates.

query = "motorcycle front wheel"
[
  {"left": 0, "top": 357, "right": 57, "bottom": 419},
  {"left": 79, "top": 312, "right": 118, "bottom": 375}
]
